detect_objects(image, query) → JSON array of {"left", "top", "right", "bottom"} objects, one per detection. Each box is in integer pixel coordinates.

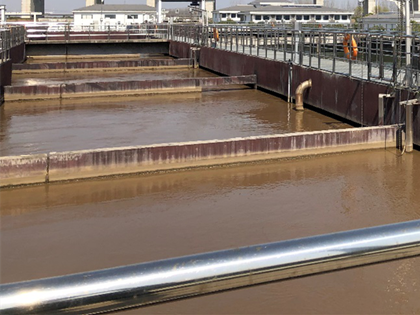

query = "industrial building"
[
  {"left": 73, "top": 4, "right": 156, "bottom": 29},
  {"left": 213, "top": 0, "right": 353, "bottom": 24},
  {"left": 21, "top": 0, "right": 45, "bottom": 15}
]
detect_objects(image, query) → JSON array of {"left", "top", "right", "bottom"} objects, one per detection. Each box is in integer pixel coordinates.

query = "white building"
[
  {"left": 362, "top": 12, "right": 420, "bottom": 32},
  {"left": 213, "top": 0, "right": 353, "bottom": 24},
  {"left": 73, "top": 4, "right": 156, "bottom": 30}
]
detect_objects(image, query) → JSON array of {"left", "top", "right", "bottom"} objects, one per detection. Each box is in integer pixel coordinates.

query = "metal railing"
[
  {"left": 169, "top": 25, "right": 420, "bottom": 91},
  {"left": 0, "top": 25, "right": 25, "bottom": 64},
  {"left": 24, "top": 23, "right": 170, "bottom": 42},
  {"left": 18, "top": 22, "right": 420, "bottom": 90},
  {"left": 1, "top": 220, "right": 420, "bottom": 314}
]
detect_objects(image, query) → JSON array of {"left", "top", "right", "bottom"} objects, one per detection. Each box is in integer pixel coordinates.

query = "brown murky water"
[
  {"left": 11, "top": 68, "right": 217, "bottom": 86},
  {"left": 1, "top": 149, "right": 420, "bottom": 314},
  {"left": 0, "top": 89, "right": 350, "bottom": 156}
]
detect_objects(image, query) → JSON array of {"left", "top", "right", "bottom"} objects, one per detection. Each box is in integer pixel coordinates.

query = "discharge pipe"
[
  {"left": 1, "top": 220, "right": 420, "bottom": 314},
  {"left": 295, "top": 79, "right": 312, "bottom": 111}
]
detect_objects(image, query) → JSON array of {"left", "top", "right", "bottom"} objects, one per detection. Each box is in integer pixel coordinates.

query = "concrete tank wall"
[
  {"left": 26, "top": 42, "right": 170, "bottom": 56},
  {"left": 10, "top": 43, "right": 26, "bottom": 64},
  {"left": 4, "top": 75, "right": 256, "bottom": 101},
  {"left": 0, "top": 60, "right": 12, "bottom": 88},
  {"left": 0, "top": 154, "right": 48, "bottom": 186},
  {"left": 12, "top": 58, "right": 192, "bottom": 72},
  {"left": 0, "top": 126, "right": 397, "bottom": 187}
]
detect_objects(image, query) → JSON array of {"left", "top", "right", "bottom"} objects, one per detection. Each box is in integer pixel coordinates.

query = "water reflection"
[
  {"left": 0, "top": 89, "right": 351, "bottom": 156},
  {"left": 1, "top": 150, "right": 420, "bottom": 314}
]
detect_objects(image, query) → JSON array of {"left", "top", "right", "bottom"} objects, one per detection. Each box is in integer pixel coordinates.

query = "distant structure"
[
  {"left": 86, "top": 0, "right": 104, "bottom": 5},
  {"left": 73, "top": 4, "right": 156, "bottom": 29},
  {"left": 362, "top": 0, "right": 418, "bottom": 15},
  {"left": 0, "top": 5, "right": 5, "bottom": 23},
  {"left": 21, "top": 0, "right": 45, "bottom": 15},
  {"left": 213, "top": 0, "right": 352, "bottom": 24}
]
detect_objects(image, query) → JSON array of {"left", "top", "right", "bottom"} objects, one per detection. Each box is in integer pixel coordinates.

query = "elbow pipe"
[{"left": 295, "top": 79, "right": 312, "bottom": 111}]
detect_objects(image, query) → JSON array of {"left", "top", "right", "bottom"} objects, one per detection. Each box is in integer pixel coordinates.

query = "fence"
[
  {"left": 0, "top": 25, "right": 25, "bottom": 64},
  {"left": 24, "top": 23, "right": 169, "bottom": 42},
  {"left": 169, "top": 25, "right": 420, "bottom": 91},
  {"left": 21, "top": 23, "right": 419, "bottom": 91}
]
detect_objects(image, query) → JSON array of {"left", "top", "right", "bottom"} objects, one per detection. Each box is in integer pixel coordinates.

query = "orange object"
[
  {"left": 213, "top": 28, "right": 219, "bottom": 41},
  {"left": 343, "top": 34, "right": 358, "bottom": 60}
]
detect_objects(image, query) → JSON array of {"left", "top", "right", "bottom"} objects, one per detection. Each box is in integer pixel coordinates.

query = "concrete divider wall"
[
  {"left": 10, "top": 43, "right": 26, "bottom": 64},
  {"left": 0, "top": 126, "right": 397, "bottom": 187},
  {"left": 0, "top": 154, "right": 48, "bottom": 186},
  {"left": 26, "top": 42, "right": 169, "bottom": 56},
  {"left": 4, "top": 75, "right": 256, "bottom": 101},
  {"left": 0, "top": 60, "right": 12, "bottom": 88},
  {"left": 12, "top": 58, "right": 192, "bottom": 72}
]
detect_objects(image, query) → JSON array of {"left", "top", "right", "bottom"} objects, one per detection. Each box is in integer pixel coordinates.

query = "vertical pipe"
[
  {"left": 406, "top": 0, "right": 412, "bottom": 87},
  {"left": 378, "top": 94, "right": 392, "bottom": 126},
  {"left": 406, "top": 103, "right": 413, "bottom": 152},
  {"left": 156, "top": 0, "right": 162, "bottom": 23},
  {"left": 367, "top": 34, "right": 372, "bottom": 80},
  {"left": 332, "top": 32, "right": 336, "bottom": 73}
]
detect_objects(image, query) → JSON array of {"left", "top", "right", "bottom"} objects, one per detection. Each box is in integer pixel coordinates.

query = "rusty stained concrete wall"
[
  {"left": 12, "top": 58, "right": 193, "bottom": 73},
  {"left": 10, "top": 43, "right": 26, "bottom": 64},
  {"left": 168, "top": 41, "right": 420, "bottom": 146},
  {"left": 26, "top": 42, "right": 170, "bottom": 57},
  {"left": 4, "top": 75, "right": 256, "bottom": 101},
  {"left": 0, "top": 60, "right": 12, "bottom": 88},
  {"left": 0, "top": 126, "right": 397, "bottom": 187},
  {"left": 0, "top": 154, "right": 48, "bottom": 186}
]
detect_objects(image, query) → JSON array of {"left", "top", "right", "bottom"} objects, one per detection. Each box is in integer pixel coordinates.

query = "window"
[
  {"left": 105, "top": 14, "right": 116, "bottom": 19},
  {"left": 283, "top": 15, "right": 290, "bottom": 20},
  {"left": 276, "top": 15, "right": 282, "bottom": 20},
  {"left": 335, "top": 15, "right": 340, "bottom": 20},
  {"left": 81, "top": 14, "right": 93, "bottom": 19},
  {"left": 316, "top": 15, "right": 321, "bottom": 20},
  {"left": 296, "top": 15, "right": 302, "bottom": 20},
  {"left": 342, "top": 15, "right": 348, "bottom": 20},
  {"left": 304, "top": 15, "right": 310, "bottom": 20},
  {"left": 221, "top": 13, "right": 227, "bottom": 18},
  {"left": 255, "top": 15, "right": 261, "bottom": 20},
  {"left": 127, "top": 15, "right": 138, "bottom": 19},
  {"left": 323, "top": 15, "right": 329, "bottom": 20},
  {"left": 263, "top": 15, "right": 270, "bottom": 20},
  {"left": 231, "top": 13, "right": 236, "bottom": 18}
]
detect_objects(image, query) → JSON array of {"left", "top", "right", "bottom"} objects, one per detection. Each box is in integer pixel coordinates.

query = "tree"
[
  {"left": 373, "top": 5, "right": 390, "bottom": 14},
  {"left": 352, "top": 6, "right": 364, "bottom": 29},
  {"left": 411, "top": 20, "right": 420, "bottom": 33}
]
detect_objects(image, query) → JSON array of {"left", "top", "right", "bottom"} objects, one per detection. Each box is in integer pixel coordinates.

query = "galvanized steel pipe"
[
  {"left": 295, "top": 79, "right": 312, "bottom": 111},
  {"left": 1, "top": 220, "right": 420, "bottom": 314}
]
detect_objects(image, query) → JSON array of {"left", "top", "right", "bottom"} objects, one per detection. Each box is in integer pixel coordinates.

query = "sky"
[{"left": 0, "top": 0, "right": 360, "bottom": 13}]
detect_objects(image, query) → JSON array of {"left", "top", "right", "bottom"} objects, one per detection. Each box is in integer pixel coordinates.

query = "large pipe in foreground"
[
  {"left": 295, "top": 79, "right": 312, "bottom": 111},
  {"left": 1, "top": 220, "right": 420, "bottom": 314}
]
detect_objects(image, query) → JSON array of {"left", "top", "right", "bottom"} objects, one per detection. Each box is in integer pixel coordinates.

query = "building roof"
[
  {"left": 215, "top": 5, "right": 352, "bottom": 14},
  {"left": 363, "top": 12, "right": 420, "bottom": 23},
  {"left": 165, "top": 8, "right": 200, "bottom": 18},
  {"left": 218, "top": 5, "right": 255, "bottom": 12},
  {"left": 250, "top": 6, "right": 352, "bottom": 13},
  {"left": 249, "top": 0, "right": 292, "bottom": 4},
  {"left": 74, "top": 4, "right": 155, "bottom": 12}
]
